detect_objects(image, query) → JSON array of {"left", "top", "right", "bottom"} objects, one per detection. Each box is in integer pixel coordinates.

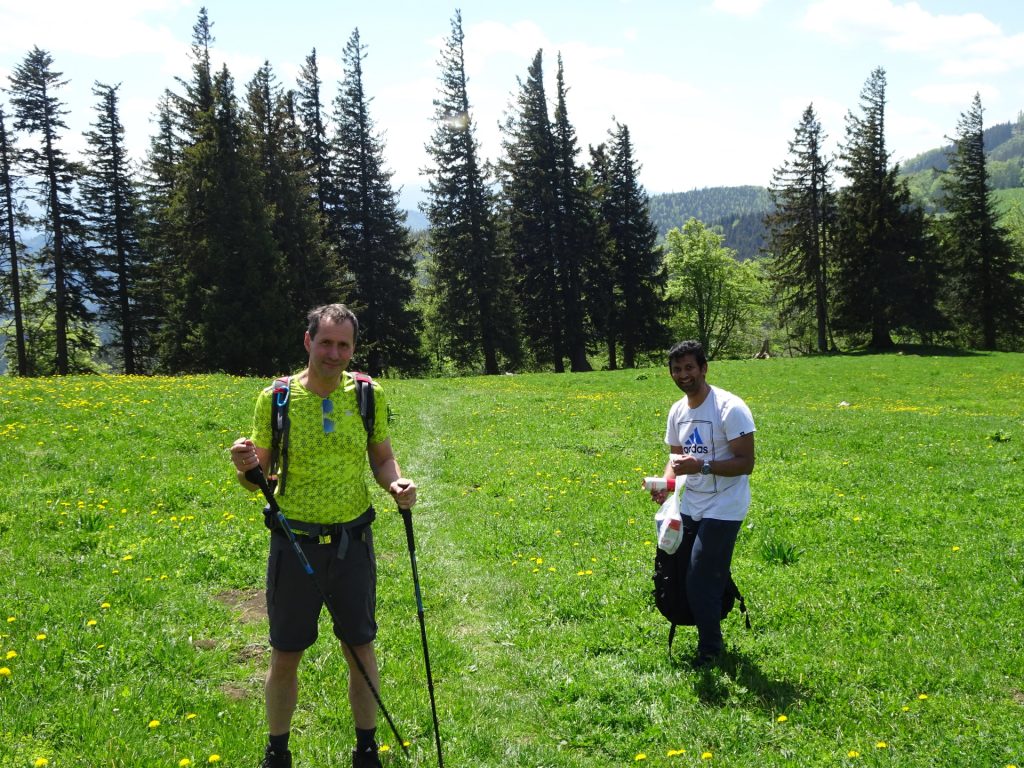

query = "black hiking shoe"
[
  {"left": 259, "top": 745, "right": 292, "bottom": 768},
  {"left": 691, "top": 651, "right": 721, "bottom": 669},
  {"left": 352, "top": 745, "right": 383, "bottom": 768}
]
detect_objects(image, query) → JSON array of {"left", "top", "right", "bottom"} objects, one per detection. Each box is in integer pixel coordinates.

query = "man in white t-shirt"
[{"left": 654, "top": 340, "right": 756, "bottom": 667}]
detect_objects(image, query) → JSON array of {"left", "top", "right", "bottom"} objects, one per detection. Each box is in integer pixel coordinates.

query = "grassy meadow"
[{"left": 1, "top": 353, "right": 1022, "bottom": 768}]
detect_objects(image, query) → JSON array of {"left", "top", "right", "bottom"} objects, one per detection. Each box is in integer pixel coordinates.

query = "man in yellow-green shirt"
[{"left": 230, "top": 303, "right": 416, "bottom": 768}]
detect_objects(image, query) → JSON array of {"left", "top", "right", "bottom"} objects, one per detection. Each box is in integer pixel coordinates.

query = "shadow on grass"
[{"left": 687, "top": 649, "right": 807, "bottom": 710}]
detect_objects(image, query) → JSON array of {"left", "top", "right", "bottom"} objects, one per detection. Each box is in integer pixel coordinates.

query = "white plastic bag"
[{"left": 655, "top": 490, "right": 683, "bottom": 554}]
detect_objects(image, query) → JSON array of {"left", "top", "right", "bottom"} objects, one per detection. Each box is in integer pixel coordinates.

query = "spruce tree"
[
  {"left": 9, "top": 46, "right": 97, "bottom": 374},
  {"left": 331, "top": 29, "right": 422, "bottom": 376},
  {"left": 551, "top": 54, "right": 594, "bottom": 371},
  {"left": 81, "top": 82, "right": 145, "bottom": 373},
  {"left": 498, "top": 50, "right": 563, "bottom": 370},
  {"left": 766, "top": 104, "right": 836, "bottom": 353},
  {"left": 0, "top": 103, "right": 29, "bottom": 375},
  {"left": 159, "top": 11, "right": 288, "bottom": 374},
  {"left": 834, "top": 68, "right": 937, "bottom": 349},
  {"left": 939, "top": 93, "right": 1024, "bottom": 349},
  {"left": 245, "top": 62, "right": 336, "bottom": 331},
  {"left": 295, "top": 49, "right": 336, "bottom": 223},
  {"left": 601, "top": 122, "right": 666, "bottom": 368},
  {"left": 585, "top": 142, "right": 620, "bottom": 368},
  {"left": 136, "top": 91, "right": 182, "bottom": 372},
  {"left": 422, "top": 11, "right": 518, "bottom": 374}
]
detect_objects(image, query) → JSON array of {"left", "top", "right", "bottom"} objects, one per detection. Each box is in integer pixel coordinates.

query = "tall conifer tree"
[
  {"left": 422, "top": 11, "right": 518, "bottom": 374},
  {"left": 295, "top": 49, "right": 336, "bottom": 223},
  {"left": 9, "top": 46, "right": 97, "bottom": 374},
  {"left": 0, "top": 103, "right": 29, "bottom": 375},
  {"left": 599, "top": 122, "right": 665, "bottom": 368},
  {"left": 834, "top": 68, "right": 935, "bottom": 349},
  {"left": 940, "top": 93, "right": 1024, "bottom": 349},
  {"left": 159, "top": 11, "right": 287, "bottom": 374},
  {"left": 331, "top": 29, "right": 422, "bottom": 375},
  {"left": 498, "top": 50, "right": 563, "bottom": 370},
  {"left": 551, "top": 54, "right": 594, "bottom": 371},
  {"left": 245, "top": 62, "right": 336, "bottom": 333},
  {"left": 81, "top": 82, "right": 145, "bottom": 373},
  {"left": 766, "top": 104, "right": 836, "bottom": 353}
]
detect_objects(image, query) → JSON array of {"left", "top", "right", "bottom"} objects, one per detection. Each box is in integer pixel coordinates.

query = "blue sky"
[{"left": 2, "top": 0, "right": 1024, "bottom": 210}]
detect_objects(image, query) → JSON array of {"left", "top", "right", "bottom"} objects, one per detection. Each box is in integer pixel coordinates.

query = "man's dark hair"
[
  {"left": 667, "top": 339, "right": 707, "bottom": 368},
  {"left": 307, "top": 303, "right": 359, "bottom": 343}
]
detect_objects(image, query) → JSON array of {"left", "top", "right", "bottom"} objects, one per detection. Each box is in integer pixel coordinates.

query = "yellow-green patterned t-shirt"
[{"left": 251, "top": 371, "right": 389, "bottom": 524}]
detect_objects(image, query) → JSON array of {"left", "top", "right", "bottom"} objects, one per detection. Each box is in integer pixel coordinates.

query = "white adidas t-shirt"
[{"left": 664, "top": 385, "right": 756, "bottom": 521}]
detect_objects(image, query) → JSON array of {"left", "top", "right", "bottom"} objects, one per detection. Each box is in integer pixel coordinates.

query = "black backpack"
[
  {"left": 652, "top": 523, "right": 750, "bottom": 655},
  {"left": 269, "top": 372, "right": 376, "bottom": 495}
]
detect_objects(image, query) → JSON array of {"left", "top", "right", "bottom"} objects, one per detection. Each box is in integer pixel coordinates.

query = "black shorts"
[{"left": 266, "top": 522, "right": 377, "bottom": 651}]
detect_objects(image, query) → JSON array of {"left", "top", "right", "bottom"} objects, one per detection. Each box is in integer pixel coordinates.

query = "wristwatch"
[{"left": 701, "top": 459, "right": 712, "bottom": 475}]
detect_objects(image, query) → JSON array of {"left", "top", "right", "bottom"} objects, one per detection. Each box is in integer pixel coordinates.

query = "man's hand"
[
  {"left": 670, "top": 453, "right": 703, "bottom": 476},
  {"left": 389, "top": 478, "right": 417, "bottom": 509},
  {"left": 230, "top": 437, "right": 260, "bottom": 472}
]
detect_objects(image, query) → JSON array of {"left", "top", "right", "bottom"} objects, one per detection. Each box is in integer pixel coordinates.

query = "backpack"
[
  {"left": 269, "top": 371, "right": 376, "bottom": 495},
  {"left": 652, "top": 523, "right": 750, "bottom": 655}
]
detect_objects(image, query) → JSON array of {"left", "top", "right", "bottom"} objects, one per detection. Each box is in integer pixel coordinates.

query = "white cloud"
[
  {"left": 912, "top": 82, "right": 999, "bottom": 108},
  {"left": 0, "top": 0, "right": 190, "bottom": 60},
  {"left": 712, "top": 0, "right": 769, "bottom": 18},
  {"left": 802, "top": 0, "right": 1000, "bottom": 53}
]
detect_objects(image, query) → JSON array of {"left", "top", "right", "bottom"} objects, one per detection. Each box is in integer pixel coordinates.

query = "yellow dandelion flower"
[
  {"left": 951, "top": 546, "right": 960, "bottom": 552},
  {"left": 87, "top": 619, "right": 97, "bottom": 627},
  {"left": 876, "top": 742, "right": 888, "bottom": 749},
  {"left": 0, "top": 667, "right": 11, "bottom": 677},
  {"left": 101, "top": 603, "right": 111, "bottom": 609},
  {"left": 5, "top": 651, "right": 16, "bottom": 660},
  {"left": 777, "top": 714, "right": 788, "bottom": 722},
  {"left": 402, "top": 740, "right": 410, "bottom": 747},
  {"left": 847, "top": 750, "right": 860, "bottom": 758},
  {"left": 179, "top": 759, "right": 192, "bottom": 767},
  {"left": 634, "top": 753, "right": 647, "bottom": 761},
  {"left": 149, "top": 719, "right": 160, "bottom": 729},
  {"left": 702, "top": 752, "right": 713, "bottom": 760},
  {"left": 122, "top": 555, "right": 133, "bottom": 561},
  {"left": 918, "top": 694, "right": 928, "bottom": 700},
  {"left": 901, "top": 705, "right": 910, "bottom": 712},
  {"left": 208, "top": 757, "right": 221, "bottom": 764},
  {"left": 34, "top": 759, "right": 49, "bottom": 768},
  {"left": 35, "top": 633, "right": 46, "bottom": 641},
  {"left": 378, "top": 745, "right": 390, "bottom": 753},
  {"left": 5, "top": 616, "right": 14, "bottom": 623},
  {"left": 667, "top": 748, "right": 686, "bottom": 756},
  {"left": 186, "top": 713, "right": 197, "bottom": 720}
]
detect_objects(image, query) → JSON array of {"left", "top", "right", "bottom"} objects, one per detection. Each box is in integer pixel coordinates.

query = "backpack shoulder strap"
[
  {"left": 350, "top": 371, "right": 375, "bottom": 440},
  {"left": 269, "top": 376, "right": 291, "bottom": 494}
]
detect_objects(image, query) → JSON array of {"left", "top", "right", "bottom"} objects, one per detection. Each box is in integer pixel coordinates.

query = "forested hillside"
[
  {"left": 648, "top": 186, "right": 771, "bottom": 260},
  {"left": 901, "top": 115, "right": 1024, "bottom": 210}
]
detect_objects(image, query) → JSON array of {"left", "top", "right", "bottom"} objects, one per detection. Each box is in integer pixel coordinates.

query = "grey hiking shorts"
[{"left": 266, "top": 517, "right": 377, "bottom": 651}]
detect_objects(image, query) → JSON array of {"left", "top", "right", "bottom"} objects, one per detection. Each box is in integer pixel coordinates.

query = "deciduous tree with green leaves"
[{"left": 665, "top": 218, "right": 766, "bottom": 359}]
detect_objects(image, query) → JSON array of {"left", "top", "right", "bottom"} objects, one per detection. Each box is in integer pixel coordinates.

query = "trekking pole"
[
  {"left": 244, "top": 466, "right": 409, "bottom": 758},
  {"left": 399, "top": 505, "right": 444, "bottom": 768}
]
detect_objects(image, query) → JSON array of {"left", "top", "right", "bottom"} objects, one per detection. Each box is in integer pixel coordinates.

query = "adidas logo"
[{"left": 683, "top": 428, "right": 709, "bottom": 455}]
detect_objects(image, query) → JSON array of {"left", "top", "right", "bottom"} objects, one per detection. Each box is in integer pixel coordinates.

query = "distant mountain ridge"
[{"left": 648, "top": 185, "right": 771, "bottom": 261}]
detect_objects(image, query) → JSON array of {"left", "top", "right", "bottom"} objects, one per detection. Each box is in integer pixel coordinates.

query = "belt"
[{"left": 267, "top": 506, "right": 375, "bottom": 559}]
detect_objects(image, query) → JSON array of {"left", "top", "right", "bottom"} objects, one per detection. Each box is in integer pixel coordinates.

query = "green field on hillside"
[{"left": 1, "top": 354, "right": 1022, "bottom": 768}]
